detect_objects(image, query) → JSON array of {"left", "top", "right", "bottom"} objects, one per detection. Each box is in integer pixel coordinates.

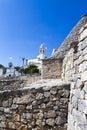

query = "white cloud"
[{"left": 9, "top": 57, "right": 13, "bottom": 60}]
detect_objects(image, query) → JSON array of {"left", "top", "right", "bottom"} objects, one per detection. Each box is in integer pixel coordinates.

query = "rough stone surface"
[
  {"left": 0, "top": 74, "right": 41, "bottom": 91},
  {"left": 42, "top": 58, "right": 63, "bottom": 79},
  {"left": 61, "top": 23, "right": 87, "bottom": 130},
  {"left": 0, "top": 80, "right": 70, "bottom": 130}
]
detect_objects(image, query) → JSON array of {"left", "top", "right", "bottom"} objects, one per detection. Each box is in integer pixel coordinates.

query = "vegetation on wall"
[
  {"left": 24, "top": 64, "right": 39, "bottom": 74},
  {"left": 15, "top": 64, "right": 39, "bottom": 75}
]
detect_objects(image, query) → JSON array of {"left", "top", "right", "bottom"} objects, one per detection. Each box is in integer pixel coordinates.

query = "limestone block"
[
  {"left": 85, "top": 93, "right": 87, "bottom": 100},
  {"left": 79, "top": 89, "right": 85, "bottom": 99},
  {"left": 76, "top": 79, "right": 84, "bottom": 89},
  {"left": 11, "top": 104, "right": 18, "bottom": 110},
  {"left": 78, "top": 61, "right": 87, "bottom": 73},
  {"left": 81, "top": 70, "right": 87, "bottom": 81},
  {"left": 13, "top": 113, "right": 20, "bottom": 122},
  {"left": 71, "top": 96, "right": 78, "bottom": 109},
  {"left": 46, "top": 118, "right": 55, "bottom": 126},
  {"left": 74, "top": 59, "right": 78, "bottom": 66},
  {"left": 32, "top": 100, "right": 37, "bottom": 106},
  {"left": 81, "top": 39, "right": 87, "bottom": 50},
  {"left": 0, "top": 115, "right": 6, "bottom": 121},
  {"left": 2, "top": 100, "right": 9, "bottom": 107},
  {"left": 74, "top": 53, "right": 79, "bottom": 60},
  {"left": 74, "top": 123, "right": 82, "bottom": 130},
  {"left": 36, "top": 119, "right": 45, "bottom": 126},
  {"left": 74, "top": 120, "right": 87, "bottom": 130},
  {"left": 78, "top": 55, "right": 84, "bottom": 65},
  {"left": 33, "top": 113, "right": 43, "bottom": 119},
  {"left": 21, "top": 113, "right": 26, "bottom": 119},
  {"left": 50, "top": 88, "right": 57, "bottom": 95},
  {"left": 84, "top": 54, "right": 87, "bottom": 61},
  {"left": 55, "top": 116, "right": 66, "bottom": 125},
  {"left": 44, "top": 92, "right": 50, "bottom": 98},
  {"left": 79, "top": 28, "right": 87, "bottom": 41},
  {"left": 32, "top": 128, "right": 37, "bottom": 130},
  {"left": 4, "top": 108, "right": 10, "bottom": 113},
  {"left": 72, "top": 108, "right": 86, "bottom": 124},
  {"left": 83, "top": 82, "right": 87, "bottom": 92},
  {"left": 83, "top": 47, "right": 87, "bottom": 55},
  {"left": 47, "top": 110, "right": 56, "bottom": 118},
  {"left": 78, "top": 41, "right": 82, "bottom": 51},
  {"left": 68, "top": 103, "right": 73, "bottom": 113},
  {"left": 79, "top": 63, "right": 84, "bottom": 73},
  {"left": 67, "top": 113, "right": 75, "bottom": 130},
  {"left": 18, "top": 105, "right": 25, "bottom": 110},
  {"left": 71, "top": 82, "right": 75, "bottom": 89},
  {"left": 53, "top": 106, "right": 58, "bottom": 110},
  {"left": 18, "top": 125, "right": 28, "bottom": 130},
  {"left": 26, "top": 113, "right": 33, "bottom": 120},
  {"left": 78, "top": 40, "right": 87, "bottom": 51},
  {"left": 40, "top": 103, "right": 46, "bottom": 109},
  {"left": 13, "top": 97, "right": 18, "bottom": 104},
  {"left": 36, "top": 93, "right": 44, "bottom": 100},
  {"left": 62, "top": 90, "right": 70, "bottom": 98},
  {"left": 78, "top": 99, "right": 87, "bottom": 114},
  {"left": 16, "top": 94, "right": 34, "bottom": 105},
  {"left": 26, "top": 105, "right": 32, "bottom": 110},
  {"left": 8, "top": 122, "right": 16, "bottom": 129},
  {"left": 0, "top": 122, "right": 6, "bottom": 128},
  {"left": 0, "top": 107, "right": 4, "bottom": 112}
]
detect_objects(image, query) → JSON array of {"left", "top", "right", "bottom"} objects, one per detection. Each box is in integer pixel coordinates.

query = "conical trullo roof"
[{"left": 52, "top": 15, "right": 87, "bottom": 59}]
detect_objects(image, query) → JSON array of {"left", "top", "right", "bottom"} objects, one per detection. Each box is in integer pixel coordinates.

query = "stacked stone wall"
[
  {"left": 42, "top": 58, "right": 62, "bottom": 79},
  {"left": 62, "top": 48, "right": 74, "bottom": 81},
  {"left": 0, "top": 83, "right": 70, "bottom": 130},
  {"left": 0, "top": 75, "right": 41, "bottom": 91},
  {"left": 62, "top": 24, "right": 87, "bottom": 130}
]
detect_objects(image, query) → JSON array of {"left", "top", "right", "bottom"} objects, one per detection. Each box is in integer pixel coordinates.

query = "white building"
[
  {"left": 5, "top": 68, "right": 21, "bottom": 77},
  {"left": 5, "top": 68, "right": 15, "bottom": 77},
  {"left": 28, "top": 44, "right": 46, "bottom": 70}
]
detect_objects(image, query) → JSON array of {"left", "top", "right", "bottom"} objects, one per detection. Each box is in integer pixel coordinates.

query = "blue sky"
[{"left": 0, "top": 0, "right": 87, "bottom": 67}]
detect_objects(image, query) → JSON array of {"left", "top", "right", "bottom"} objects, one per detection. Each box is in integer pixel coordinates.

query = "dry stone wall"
[
  {"left": 42, "top": 58, "right": 62, "bottom": 79},
  {"left": 0, "top": 82, "right": 70, "bottom": 130},
  {"left": 62, "top": 48, "right": 74, "bottom": 81},
  {"left": 62, "top": 24, "right": 87, "bottom": 130},
  {"left": 0, "top": 75, "right": 41, "bottom": 91}
]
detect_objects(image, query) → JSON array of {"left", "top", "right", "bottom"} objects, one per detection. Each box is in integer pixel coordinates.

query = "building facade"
[{"left": 28, "top": 44, "right": 46, "bottom": 70}]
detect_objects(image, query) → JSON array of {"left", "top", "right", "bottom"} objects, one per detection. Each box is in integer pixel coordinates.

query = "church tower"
[{"left": 39, "top": 44, "right": 45, "bottom": 59}]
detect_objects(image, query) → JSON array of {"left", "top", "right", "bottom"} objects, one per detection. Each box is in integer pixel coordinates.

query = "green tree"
[
  {"left": 19, "top": 68, "right": 25, "bottom": 74},
  {"left": 0, "top": 64, "right": 4, "bottom": 68},
  {"left": 14, "top": 66, "right": 21, "bottom": 72},
  {"left": 0, "top": 64, "right": 6, "bottom": 74},
  {"left": 24, "top": 64, "right": 39, "bottom": 74}
]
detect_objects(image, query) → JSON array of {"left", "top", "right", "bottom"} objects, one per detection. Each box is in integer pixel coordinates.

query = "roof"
[{"left": 52, "top": 15, "right": 87, "bottom": 59}]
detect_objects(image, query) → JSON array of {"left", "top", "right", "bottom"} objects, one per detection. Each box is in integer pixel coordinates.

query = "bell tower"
[{"left": 39, "top": 44, "right": 45, "bottom": 59}]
